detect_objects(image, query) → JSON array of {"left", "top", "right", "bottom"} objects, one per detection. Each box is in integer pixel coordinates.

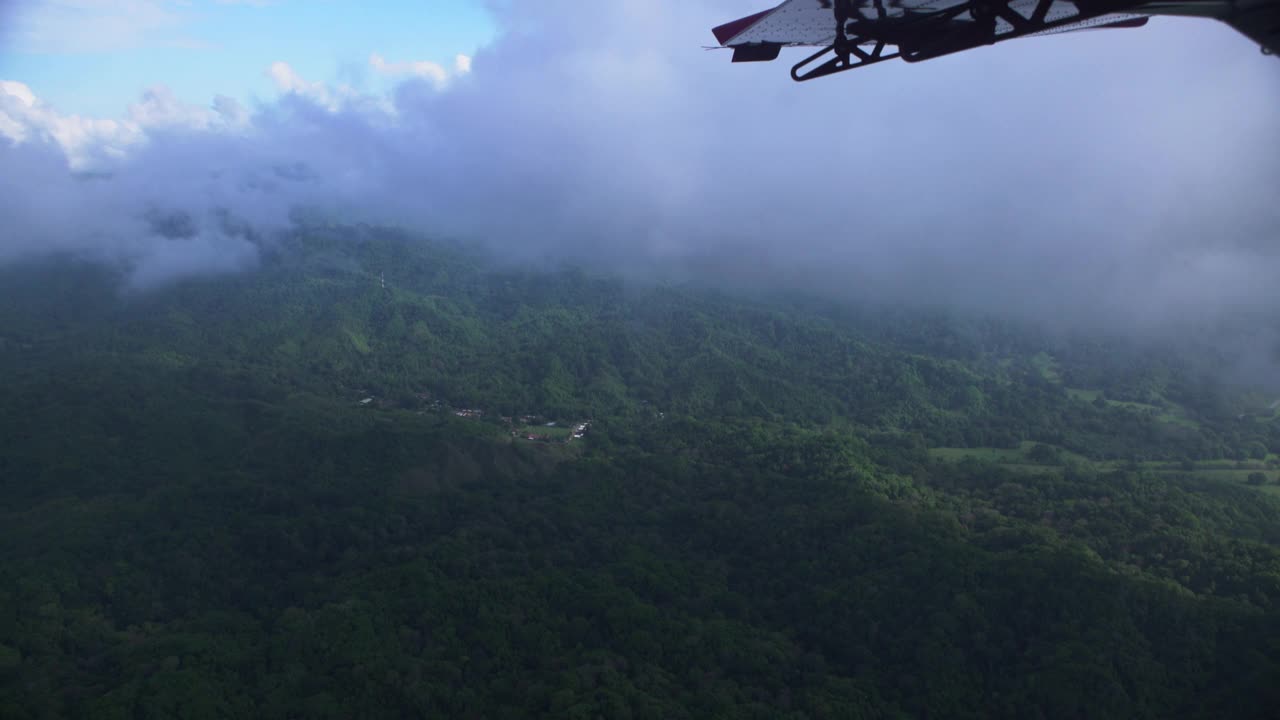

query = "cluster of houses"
[
  {"left": 513, "top": 420, "right": 591, "bottom": 444},
  {"left": 355, "top": 393, "right": 590, "bottom": 444}
]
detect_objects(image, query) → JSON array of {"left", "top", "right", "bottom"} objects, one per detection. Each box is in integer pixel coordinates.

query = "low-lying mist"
[{"left": 2, "top": 2, "right": 1278, "bottom": 373}]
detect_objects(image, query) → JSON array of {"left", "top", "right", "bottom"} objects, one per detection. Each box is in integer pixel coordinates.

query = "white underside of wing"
[
  {"left": 1022, "top": 12, "right": 1149, "bottom": 35},
  {"left": 721, "top": 0, "right": 842, "bottom": 47},
  {"left": 721, "top": 0, "right": 1147, "bottom": 47}
]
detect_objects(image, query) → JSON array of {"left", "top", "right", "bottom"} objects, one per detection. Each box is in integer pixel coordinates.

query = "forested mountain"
[{"left": 2, "top": 226, "right": 1278, "bottom": 718}]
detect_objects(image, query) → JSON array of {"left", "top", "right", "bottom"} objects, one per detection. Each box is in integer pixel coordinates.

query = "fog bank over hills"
[{"left": 1, "top": 4, "right": 1277, "bottom": 345}]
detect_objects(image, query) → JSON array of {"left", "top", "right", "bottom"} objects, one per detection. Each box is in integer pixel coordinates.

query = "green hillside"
[{"left": 1, "top": 226, "right": 1277, "bottom": 719}]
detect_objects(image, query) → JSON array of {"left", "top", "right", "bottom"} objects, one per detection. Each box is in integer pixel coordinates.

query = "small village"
[
  {"left": 356, "top": 393, "right": 590, "bottom": 445},
  {"left": 503, "top": 416, "right": 591, "bottom": 443}
]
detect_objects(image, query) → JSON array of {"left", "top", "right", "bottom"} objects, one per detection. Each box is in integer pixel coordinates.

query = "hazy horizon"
[{"left": 3, "top": 2, "right": 1278, "bottom": 341}]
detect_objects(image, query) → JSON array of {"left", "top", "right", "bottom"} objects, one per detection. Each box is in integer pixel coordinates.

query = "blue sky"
[{"left": 0, "top": 0, "right": 495, "bottom": 115}]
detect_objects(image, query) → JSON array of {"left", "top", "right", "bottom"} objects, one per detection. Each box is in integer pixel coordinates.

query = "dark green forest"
[{"left": 2, "top": 226, "right": 1279, "bottom": 718}]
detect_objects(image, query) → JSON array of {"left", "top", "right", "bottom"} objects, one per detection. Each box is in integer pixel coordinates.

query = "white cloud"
[
  {"left": 1, "top": 80, "right": 247, "bottom": 169},
  {"left": 0, "top": 80, "right": 36, "bottom": 107},
  {"left": 127, "top": 85, "right": 239, "bottom": 131},
  {"left": 126, "top": 231, "right": 259, "bottom": 290},
  {"left": 265, "top": 61, "right": 380, "bottom": 112},
  {"left": 1, "top": 80, "right": 143, "bottom": 168},
  {"left": 0, "top": 2, "right": 1277, "bottom": 334},
  {"left": 369, "top": 52, "right": 471, "bottom": 88},
  {"left": 267, "top": 61, "right": 335, "bottom": 107},
  {"left": 212, "top": 94, "right": 250, "bottom": 126}
]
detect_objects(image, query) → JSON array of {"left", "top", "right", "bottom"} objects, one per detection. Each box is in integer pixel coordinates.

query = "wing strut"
[
  {"left": 789, "top": 0, "right": 1147, "bottom": 81},
  {"left": 792, "top": 0, "right": 974, "bottom": 81},
  {"left": 791, "top": 39, "right": 900, "bottom": 80}
]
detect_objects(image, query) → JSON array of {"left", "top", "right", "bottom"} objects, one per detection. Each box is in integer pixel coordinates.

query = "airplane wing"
[{"left": 712, "top": 0, "right": 1279, "bottom": 80}]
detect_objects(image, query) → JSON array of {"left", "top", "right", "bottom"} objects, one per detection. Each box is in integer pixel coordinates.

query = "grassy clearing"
[
  {"left": 344, "top": 328, "right": 371, "bottom": 354},
  {"left": 517, "top": 424, "right": 573, "bottom": 440},
  {"left": 932, "top": 447, "right": 1280, "bottom": 497},
  {"left": 931, "top": 445, "right": 1273, "bottom": 473},
  {"left": 1186, "top": 468, "right": 1280, "bottom": 496},
  {"left": 1067, "top": 388, "right": 1099, "bottom": 402},
  {"left": 1156, "top": 413, "right": 1199, "bottom": 429},
  {"left": 929, "top": 446, "right": 1026, "bottom": 463},
  {"left": 929, "top": 441, "right": 1090, "bottom": 467},
  {"left": 1065, "top": 388, "right": 1199, "bottom": 429},
  {"left": 1191, "top": 468, "right": 1269, "bottom": 482},
  {"left": 1030, "top": 352, "right": 1061, "bottom": 383},
  {"left": 991, "top": 463, "right": 1060, "bottom": 476}
]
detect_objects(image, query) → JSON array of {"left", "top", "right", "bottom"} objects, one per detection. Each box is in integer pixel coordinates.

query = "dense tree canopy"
[{"left": 1, "top": 226, "right": 1278, "bottom": 718}]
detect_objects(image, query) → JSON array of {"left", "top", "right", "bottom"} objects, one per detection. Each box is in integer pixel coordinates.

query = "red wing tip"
[{"left": 712, "top": 9, "right": 773, "bottom": 46}]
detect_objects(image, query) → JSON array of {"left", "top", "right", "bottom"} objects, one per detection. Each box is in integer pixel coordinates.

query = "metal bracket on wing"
[
  {"left": 792, "top": 0, "right": 1145, "bottom": 79},
  {"left": 790, "top": 39, "right": 899, "bottom": 81},
  {"left": 790, "top": 0, "right": 969, "bottom": 81},
  {"left": 899, "top": 0, "right": 1143, "bottom": 63}
]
